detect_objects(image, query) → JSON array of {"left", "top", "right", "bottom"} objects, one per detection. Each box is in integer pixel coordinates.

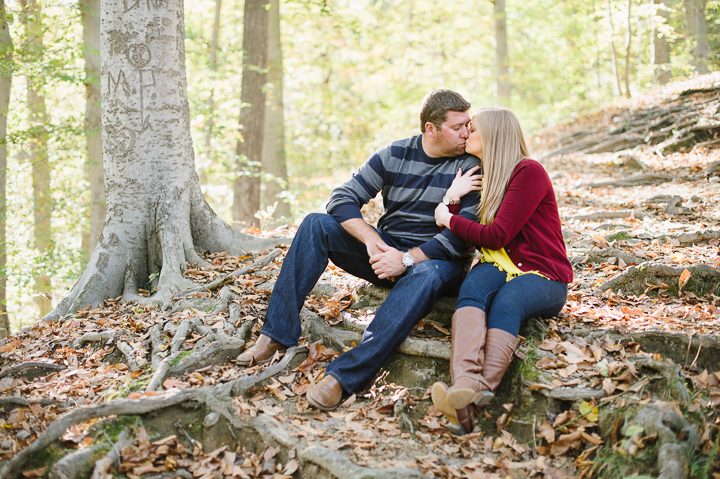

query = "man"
[{"left": 238, "top": 89, "right": 482, "bottom": 410}]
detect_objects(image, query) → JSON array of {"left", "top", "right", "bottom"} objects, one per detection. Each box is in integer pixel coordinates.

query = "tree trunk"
[
  {"left": 22, "top": 0, "right": 52, "bottom": 318},
  {"left": 653, "top": 0, "right": 672, "bottom": 84},
  {"left": 624, "top": 0, "right": 632, "bottom": 98},
  {"left": 683, "top": 0, "right": 708, "bottom": 74},
  {"left": 233, "top": 0, "right": 269, "bottom": 229},
  {"left": 493, "top": 0, "right": 510, "bottom": 106},
  {"left": 261, "top": 0, "right": 291, "bottom": 224},
  {"left": 0, "top": 0, "right": 12, "bottom": 339},
  {"left": 81, "top": 0, "right": 105, "bottom": 261},
  {"left": 43, "top": 0, "right": 283, "bottom": 323},
  {"left": 607, "top": 0, "right": 624, "bottom": 96},
  {"left": 199, "top": 0, "right": 222, "bottom": 186}
]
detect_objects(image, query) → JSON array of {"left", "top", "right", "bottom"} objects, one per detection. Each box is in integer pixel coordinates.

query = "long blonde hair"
[{"left": 475, "top": 107, "right": 530, "bottom": 225}]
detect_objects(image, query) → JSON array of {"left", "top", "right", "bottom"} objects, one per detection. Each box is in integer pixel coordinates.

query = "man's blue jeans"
[
  {"left": 261, "top": 213, "right": 467, "bottom": 394},
  {"left": 456, "top": 262, "right": 568, "bottom": 337}
]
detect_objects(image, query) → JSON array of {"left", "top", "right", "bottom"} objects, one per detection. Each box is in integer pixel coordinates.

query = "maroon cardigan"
[{"left": 448, "top": 159, "right": 573, "bottom": 283}]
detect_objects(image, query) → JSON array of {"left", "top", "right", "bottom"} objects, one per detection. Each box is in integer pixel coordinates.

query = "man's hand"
[
  {"left": 435, "top": 203, "right": 453, "bottom": 228},
  {"left": 365, "top": 240, "right": 387, "bottom": 258},
  {"left": 370, "top": 243, "right": 406, "bottom": 280}
]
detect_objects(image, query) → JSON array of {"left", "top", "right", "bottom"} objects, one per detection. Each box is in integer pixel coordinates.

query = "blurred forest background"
[{"left": 0, "top": 0, "right": 718, "bottom": 331}]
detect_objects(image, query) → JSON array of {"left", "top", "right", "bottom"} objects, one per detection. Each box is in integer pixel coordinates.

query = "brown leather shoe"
[
  {"left": 306, "top": 376, "right": 344, "bottom": 411},
  {"left": 236, "top": 334, "right": 287, "bottom": 366}
]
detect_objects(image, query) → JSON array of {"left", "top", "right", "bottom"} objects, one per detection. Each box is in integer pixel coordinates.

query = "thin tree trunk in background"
[
  {"left": 200, "top": 0, "right": 221, "bottom": 186},
  {"left": 81, "top": 0, "right": 104, "bottom": 261},
  {"left": 624, "top": 0, "right": 632, "bottom": 98},
  {"left": 493, "top": 0, "right": 510, "bottom": 106},
  {"left": 22, "top": 0, "right": 52, "bottom": 318},
  {"left": 653, "top": 0, "right": 672, "bottom": 84},
  {"left": 0, "top": 0, "right": 12, "bottom": 338},
  {"left": 233, "top": 0, "right": 268, "bottom": 229},
  {"left": 261, "top": 0, "right": 291, "bottom": 224},
  {"left": 607, "top": 0, "right": 624, "bottom": 96},
  {"left": 683, "top": 0, "right": 708, "bottom": 74}
]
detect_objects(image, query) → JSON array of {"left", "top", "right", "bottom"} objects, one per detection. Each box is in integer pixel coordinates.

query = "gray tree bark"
[
  {"left": 0, "top": 0, "right": 12, "bottom": 339},
  {"left": 261, "top": 0, "right": 291, "bottom": 224},
  {"left": 199, "top": 0, "right": 221, "bottom": 187},
  {"left": 233, "top": 0, "right": 269, "bottom": 229},
  {"left": 43, "top": 0, "right": 283, "bottom": 323},
  {"left": 21, "top": 0, "right": 52, "bottom": 318},
  {"left": 493, "top": 0, "right": 510, "bottom": 106},
  {"left": 80, "top": 0, "right": 105, "bottom": 260},
  {"left": 653, "top": 0, "right": 672, "bottom": 84},
  {"left": 683, "top": 0, "right": 708, "bottom": 74}
]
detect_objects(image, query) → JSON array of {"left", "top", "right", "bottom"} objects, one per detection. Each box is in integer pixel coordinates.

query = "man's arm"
[{"left": 340, "top": 218, "right": 387, "bottom": 258}]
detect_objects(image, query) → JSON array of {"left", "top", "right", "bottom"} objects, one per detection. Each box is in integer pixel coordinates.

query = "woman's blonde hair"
[{"left": 474, "top": 107, "right": 530, "bottom": 225}]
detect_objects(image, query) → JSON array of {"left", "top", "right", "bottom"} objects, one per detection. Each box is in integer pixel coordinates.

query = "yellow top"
[{"left": 480, "top": 247, "right": 549, "bottom": 282}]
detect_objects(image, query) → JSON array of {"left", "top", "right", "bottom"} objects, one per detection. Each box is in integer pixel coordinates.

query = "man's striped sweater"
[{"left": 326, "top": 134, "right": 482, "bottom": 260}]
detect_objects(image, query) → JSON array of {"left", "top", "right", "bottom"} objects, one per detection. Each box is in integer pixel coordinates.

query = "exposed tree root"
[
  {"left": 230, "top": 345, "right": 307, "bottom": 395},
  {"left": 600, "top": 261, "right": 720, "bottom": 296},
  {"left": 565, "top": 209, "right": 648, "bottom": 222},
  {"left": 645, "top": 195, "right": 684, "bottom": 215},
  {"left": 0, "top": 397, "right": 66, "bottom": 411},
  {"left": 0, "top": 386, "right": 227, "bottom": 478},
  {"left": 0, "top": 361, "right": 66, "bottom": 380},
  {"left": 116, "top": 341, "right": 141, "bottom": 373},
  {"left": 146, "top": 336, "right": 246, "bottom": 392},
  {"left": 569, "top": 247, "right": 645, "bottom": 268},
  {"left": 587, "top": 173, "right": 677, "bottom": 189},
  {"left": 174, "top": 248, "right": 283, "bottom": 299},
  {"left": 48, "top": 440, "right": 108, "bottom": 479},
  {"left": 71, "top": 331, "right": 114, "bottom": 349},
  {"left": 88, "top": 428, "right": 134, "bottom": 479},
  {"left": 544, "top": 89, "right": 720, "bottom": 157}
]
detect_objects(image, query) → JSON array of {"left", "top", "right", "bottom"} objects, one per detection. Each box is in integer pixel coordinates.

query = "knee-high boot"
[
  {"left": 445, "top": 307, "right": 494, "bottom": 410},
  {"left": 478, "top": 328, "right": 520, "bottom": 391},
  {"left": 431, "top": 307, "right": 491, "bottom": 435}
]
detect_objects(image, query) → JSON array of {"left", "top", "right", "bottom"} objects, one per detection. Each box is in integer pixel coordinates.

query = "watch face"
[{"left": 442, "top": 195, "right": 449, "bottom": 205}]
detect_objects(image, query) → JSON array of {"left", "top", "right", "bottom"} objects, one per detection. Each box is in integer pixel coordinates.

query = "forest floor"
[{"left": 1, "top": 74, "right": 720, "bottom": 479}]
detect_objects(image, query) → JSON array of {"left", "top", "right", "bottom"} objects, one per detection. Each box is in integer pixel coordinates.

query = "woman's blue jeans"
[
  {"left": 456, "top": 262, "right": 568, "bottom": 337},
  {"left": 261, "top": 213, "right": 468, "bottom": 394}
]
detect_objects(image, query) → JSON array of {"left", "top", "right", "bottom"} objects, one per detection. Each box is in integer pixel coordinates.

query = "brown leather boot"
[
  {"left": 432, "top": 382, "right": 477, "bottom": 436},
  {"left": 480, "top": 328, "right": 520, "bottom": 390},
  {"left": 446, "top": 307, "right": 494, "bottom": 410},
  {"left": 306, "top": 375, "right": 344, "bottom": 411},
  {"left": 236, "top": 334, "right": 287, "bottom": 366}
]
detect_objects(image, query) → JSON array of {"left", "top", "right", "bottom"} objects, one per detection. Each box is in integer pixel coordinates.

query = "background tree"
[
  {"left": 233, "top": 0, "right": 269, "bottom": 229},
  {"left": 80, "top": 0, "right": 104, "bottom": 259},
  {"left": 21, "top": 0, "right": 51, "bottom": 317},
  {"left": 683, "top": 0, "right": 709, "bottom": 73},
  {"left": 44, "top": 0, "right": 280, "bottom": 321},
  {"left": 0, "top": 0, "right": 11, "bottom": 339},
  {"left": 261, "top": 0, "right": 291, "bottom": 224},
  {"left": 493, "top": 0, "right": 511, "bottom": 105},
  {"left": 653, "top": 0, "right": 672, "bottom": 84}
]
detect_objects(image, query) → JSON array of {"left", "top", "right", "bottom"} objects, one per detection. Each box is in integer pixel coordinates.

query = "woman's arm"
[
  {"left": 445, "top": 166, "right": 482, "bottom": 201},
  {"left": 449, "top": 161, "right": 548, "bottom": 250}
]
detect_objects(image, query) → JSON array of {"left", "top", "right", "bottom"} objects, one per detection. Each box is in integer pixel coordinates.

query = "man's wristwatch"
[
  {"left": 442, "top": 195, "right": 461, "bottom": 205},
  {"left": 402, "top": 252, "right": 415, "bottom": 269}
]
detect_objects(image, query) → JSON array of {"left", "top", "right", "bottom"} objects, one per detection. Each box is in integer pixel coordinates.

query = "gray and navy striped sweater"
[{"left": 326, "top": 134, "right": 482, "bottom": 260}]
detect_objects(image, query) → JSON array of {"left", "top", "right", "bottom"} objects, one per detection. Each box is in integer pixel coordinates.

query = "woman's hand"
[
  {"left": 445, "top": 166, "right": 482, "bottom": 201},
  {"left": 435, "top": 203, "right": 453, "bottom": 228}
]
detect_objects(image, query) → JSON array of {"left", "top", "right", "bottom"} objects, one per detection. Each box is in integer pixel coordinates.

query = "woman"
[{"left": 432, "top": 107, "right": 573, "bottom": 436}]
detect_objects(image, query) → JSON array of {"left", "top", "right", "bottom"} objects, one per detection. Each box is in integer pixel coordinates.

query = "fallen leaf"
[{"left": 678, "top": 268, "right": 691, "bottom": 291}]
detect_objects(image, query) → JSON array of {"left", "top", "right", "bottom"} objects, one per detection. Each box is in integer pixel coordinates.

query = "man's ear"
[{"left": 425, "top": 122, "right": 436, "bottom": 138}]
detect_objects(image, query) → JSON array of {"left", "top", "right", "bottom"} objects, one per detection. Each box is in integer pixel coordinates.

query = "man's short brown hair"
[{"left": 419, "top": 90, "right": 471, "bottom": 133}]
